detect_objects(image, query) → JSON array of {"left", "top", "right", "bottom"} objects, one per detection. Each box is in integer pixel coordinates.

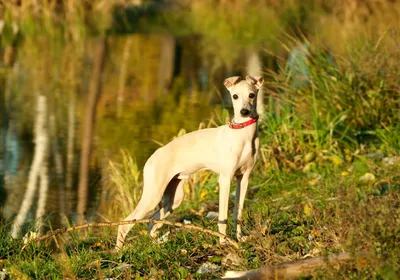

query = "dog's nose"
[{"left": 240, "top": 109, "right": 250, "bottom": 116}]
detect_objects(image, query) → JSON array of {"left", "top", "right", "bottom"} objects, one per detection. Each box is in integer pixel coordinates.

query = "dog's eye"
[
  {"left": 233, "top": 94, "right": 238, "bottom": 100},
  {"left": 249, "top": 93, "right": 256, "bottom": 98}
]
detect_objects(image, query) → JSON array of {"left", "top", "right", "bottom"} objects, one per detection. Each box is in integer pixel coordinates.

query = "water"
[{"left": 0, "top": 34, "right": 224, "bottom": 233}]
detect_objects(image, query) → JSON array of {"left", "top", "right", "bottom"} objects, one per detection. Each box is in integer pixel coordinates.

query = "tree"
[
  {"left": 11, "top": 95, "right": 48, "bottom": 238},
  {"left": 76, "top": 36, "right": 108, "bottom": 224}
]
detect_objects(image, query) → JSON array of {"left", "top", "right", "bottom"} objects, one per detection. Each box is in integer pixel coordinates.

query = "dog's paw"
[
  {"left": 237, "top": 233, "right": 249, "bottom": 242},
  {"left": 219, "top": 236, "right": 228, "bottom": 246}
]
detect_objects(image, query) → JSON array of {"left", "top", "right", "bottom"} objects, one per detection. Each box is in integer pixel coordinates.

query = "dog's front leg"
[
  {"left": 218, "top": 173, "right": 232, "bottom": 244},
  {"left": 233, "top": 171, "right": 250, "bottom": 241}
]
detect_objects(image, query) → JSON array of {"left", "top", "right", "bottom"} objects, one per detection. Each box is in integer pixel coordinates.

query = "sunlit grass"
[
  {"left": 101, "top": 150, "right": 142, "bottom": 221},
  {"left": 1, "top": 155, "right": 399, "bottom": 278},
  {"left": 1, "top": 1, "right": 400, "bottom": 278}
]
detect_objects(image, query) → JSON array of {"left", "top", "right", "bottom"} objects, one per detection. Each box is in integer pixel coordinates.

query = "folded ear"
[
  {"left": 246, "top": 76, "right": 264, "bottom": 89},
  {"left": 224, "top": 76, "right": 241, "bottom": 89}
]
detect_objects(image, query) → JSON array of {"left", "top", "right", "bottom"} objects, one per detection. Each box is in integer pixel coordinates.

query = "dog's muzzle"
[{"left": 240, "top": 108, "right": 250, "bottom": 116}]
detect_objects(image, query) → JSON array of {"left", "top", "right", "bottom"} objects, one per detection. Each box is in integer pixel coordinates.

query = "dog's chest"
[{"left": 236, "top": 136, "right": 259, "bottom": 170}]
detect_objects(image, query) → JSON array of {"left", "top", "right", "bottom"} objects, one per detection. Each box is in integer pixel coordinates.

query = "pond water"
[{"left": 0, "top": 33, "right": 229, "bottom": 233}]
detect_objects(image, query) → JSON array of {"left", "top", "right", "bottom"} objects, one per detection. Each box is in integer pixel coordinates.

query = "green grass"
[
  {"left": 2, "top": 39, "right": 400, "bottom": 279},
  {"left": 1, "top": 4, "right": 400, "bottom": 277},
  {"left": 1, "top": 160, "right": 399, "bottom": 279}
]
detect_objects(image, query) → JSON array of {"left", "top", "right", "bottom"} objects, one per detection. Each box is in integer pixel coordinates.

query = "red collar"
[{"left": 228, "top": 116, "right": 258, "bottom": 129}]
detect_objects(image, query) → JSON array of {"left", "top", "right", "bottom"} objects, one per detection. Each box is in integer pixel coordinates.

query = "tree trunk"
[
  {"left": 0, "top": 68, "right": 7, "bottom": 220},
  {"left": 157, "top": 33, "right": 176, "bottom": 93},
  {"left": 0, "top": 45, "right": 17, "bottom": 220},
  {"left": 35, "top": 153, "right": 49, "bottom": 235},
  {"left": 76, "top": 36, "right": 107, "bottom": 224},
  {"left": 50, "top": 113, "right": 66, "bottom": 222},
  {"left": 116, "top": 37, "right": 132, "bottom": 118},
  {"left": 66, "top": 54, "right": 77, "bottom": 218},
  {"left": 11, "top": 95, "right": 48, "bottom": 238},
  {"left": 246, "top": 50, "right": 264, "bottom": 118}
]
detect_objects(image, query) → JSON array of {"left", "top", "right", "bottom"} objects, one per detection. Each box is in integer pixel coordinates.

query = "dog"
[{"left": 116, "top": 75, "right": 263, "bottom": 250}]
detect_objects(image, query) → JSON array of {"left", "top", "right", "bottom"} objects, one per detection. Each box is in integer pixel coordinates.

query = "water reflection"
[{"left": 0, "top": 33, "right": 221, "bottom": 235}]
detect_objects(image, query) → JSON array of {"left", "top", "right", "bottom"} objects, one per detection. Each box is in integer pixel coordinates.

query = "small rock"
[
  {"left": 222, "top": 252, "right": 244, "bottom": 267},
  {"left": 157, "top": 231, "right": 170, "bottom": 244},
  {"left": 114, "top": 264, "right": 132, "bottom": 272},
  {"left": 0, "top": 269, "right": 8, "bottom": 280},
  {"left": 365, "top": 153, "right": 384, "bottom": 159},
  {"left": 326, "top": 197, "right": 340, "bottom": 201},
  {"left": 310, "top": 247, "right": 321, "bottom": 255},
  {"left": 196, "top": 262, "right": 220, "bottom": 274},
  {"left": 206, "top": 211, "right": 219, "bottom": 219},
  {"left": 23, "top": 231, "right": 38, "bottom": 245},
  {"left": 383, "top": 157, "right": 400, "bottom": 166}
]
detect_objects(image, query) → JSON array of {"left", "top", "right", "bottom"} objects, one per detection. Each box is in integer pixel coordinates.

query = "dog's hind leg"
[
  {"left": 116, "top": 172, "right": 166, "bottom": 250},
  {"left": 148, "top": 178, "right": 185, "bottom": 237}
]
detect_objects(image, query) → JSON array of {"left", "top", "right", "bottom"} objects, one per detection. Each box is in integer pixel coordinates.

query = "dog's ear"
[
  {"left": 224, "top": 76, "right": 241, "bottom": 89},
  {"left": 246, "top": 76, "right": 264, "bottom": 89}
]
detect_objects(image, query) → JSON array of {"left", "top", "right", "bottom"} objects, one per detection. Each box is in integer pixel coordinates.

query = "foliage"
[
  {"left": 1, "top": 0, "right": 400, "bottom": 279},
  {"left": 257, "top": 35, "right": 400, "bottom": 179},
  {"left": 1, "top": 154, "right": 399, "bottom": 278},
  {"left": 3, "top": 36, "right": 399, "bottom": 276},
  {"left": 101, "top": 150, "right": 143, "bottom": 221},
  {"left": 278, "top": 37, "right": 400, "bottom": 131}
]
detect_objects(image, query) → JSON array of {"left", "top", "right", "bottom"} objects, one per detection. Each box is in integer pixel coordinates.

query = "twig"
[{"left": 21, "top": 219, "right": 238, "bottom": 251}]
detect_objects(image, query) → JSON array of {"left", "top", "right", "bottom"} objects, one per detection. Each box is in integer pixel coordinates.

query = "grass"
[
  {"left": 1, "top": 2, "right": 400, "bottom": 278},
  {"left": 1, "top": 156, "right": 399, "bottom": 279},
  {"left": 2, "top": 40, "right": 400, "bottom": 279}
]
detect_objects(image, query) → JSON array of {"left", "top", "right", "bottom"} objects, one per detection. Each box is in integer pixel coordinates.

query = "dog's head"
[{"left": 224, "top": 76, "right": 264, "bottom": 118}]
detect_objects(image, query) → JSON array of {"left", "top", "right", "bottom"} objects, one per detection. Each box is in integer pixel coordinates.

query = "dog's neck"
[{"left": 230, "top": 112, "right": 259, "bottom": 131}]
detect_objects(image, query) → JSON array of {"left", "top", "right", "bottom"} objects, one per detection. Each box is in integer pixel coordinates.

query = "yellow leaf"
[
  {"left": 93, "top": 242, "right": 103, "bottom": 248},
  {"left": 308, "top": 178, "right": 320, "bottom": 186},
  {"left": 200, "top": 189, "right": 208, "bottom": 200},
  {"left": 286, "top": 160, "right": 298, "bottom": 171},
  {"left": 260, "top": 225, "right": 268, "bottom": 235},
  {"left": 304, "top": 152, "right": 316, "bottom": 163},
  {"left": 331, "top": 156, "right": 343, "bottom": 165},
  {"left": 304, "top": 202, "right": 313, "bottom": 217},
  {"left": 345, "top": 155, "right": 353, "bottom": 162},
  {"left": 310, "top": 229, "right": 321, "bottom": 237},
  {"left": 341, "top": 171, "right": 350, "bottom": 176},
  {"left": 302, "top": 162, "right": 316, "bottom": 173}
]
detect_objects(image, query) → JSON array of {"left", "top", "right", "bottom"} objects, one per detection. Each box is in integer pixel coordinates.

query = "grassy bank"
[
  {"left": 1, "top": 37, "right": 400, "bottom": 279},
  {"left": 0, "top": 155, "right": 399, "bottom": 279}
]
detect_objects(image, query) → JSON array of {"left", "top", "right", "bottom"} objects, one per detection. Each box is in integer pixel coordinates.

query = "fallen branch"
[
  {"left": 21, "top": 219, "right": 238, "bottom": 251},
  {"left": 222, "top": 251, "right": 369, "bottom": 280}
]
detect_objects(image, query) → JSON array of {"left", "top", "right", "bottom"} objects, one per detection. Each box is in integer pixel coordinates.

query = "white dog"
[{"left": 116, "top": 76, "right": 263, "bottom": 250}]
